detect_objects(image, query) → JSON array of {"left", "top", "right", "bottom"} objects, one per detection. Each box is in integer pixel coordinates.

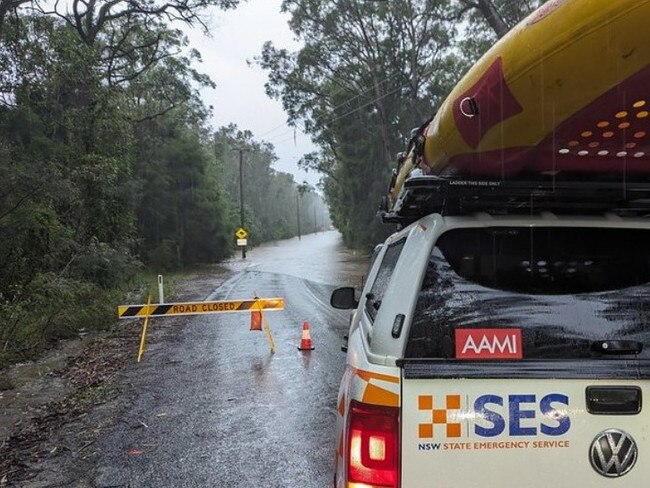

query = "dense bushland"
[{"left": 0, "top": 1, "right": 327, "bottom": 365}]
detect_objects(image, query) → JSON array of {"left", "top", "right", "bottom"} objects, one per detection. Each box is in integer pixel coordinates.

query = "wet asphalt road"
[{"left": 94, "top": 231, "right": 369, "bottom": 488}]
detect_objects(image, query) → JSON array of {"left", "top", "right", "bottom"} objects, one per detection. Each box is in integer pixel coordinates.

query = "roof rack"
[{"left": 380, "top": 176, "right": 650, "bottom": 225}]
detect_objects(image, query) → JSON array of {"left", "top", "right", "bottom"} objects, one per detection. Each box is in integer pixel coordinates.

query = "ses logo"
[{"left": 417, "top": 393, "right": 570, "bottom": 440}]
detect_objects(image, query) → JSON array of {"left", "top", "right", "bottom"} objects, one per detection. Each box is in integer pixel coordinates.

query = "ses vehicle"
[
  {"left": 330, "top": 1, "right": 650, "bottom": 486},
  {"left": 331, "top": 179, "right": 650, "bottom": 488}
]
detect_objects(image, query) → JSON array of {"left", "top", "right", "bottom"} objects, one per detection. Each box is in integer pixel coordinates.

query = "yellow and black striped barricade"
[
  {"left": 118, "top": 297, "right": 284, "bottom": 360},
  {"left": 118, "top": 298, "right": 284, "bottom": 319}
]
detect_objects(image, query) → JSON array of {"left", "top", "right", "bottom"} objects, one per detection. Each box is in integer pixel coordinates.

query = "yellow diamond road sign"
[{"left": 235, "top": 228, "right": 248, "bottom": 239}]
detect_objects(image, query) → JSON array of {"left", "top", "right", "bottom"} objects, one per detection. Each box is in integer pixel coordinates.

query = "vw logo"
[{"left": 589, "top": 429, "right": 638, "bottom": 477}]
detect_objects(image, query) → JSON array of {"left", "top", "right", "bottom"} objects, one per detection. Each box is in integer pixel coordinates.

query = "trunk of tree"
[{"left": 475, "top": 0, "right": 510, "bottom": 38}]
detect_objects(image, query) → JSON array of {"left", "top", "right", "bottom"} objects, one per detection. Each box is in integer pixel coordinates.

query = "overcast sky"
[{"left": 183, "top": 0, "right": 321, "bottom": 187}]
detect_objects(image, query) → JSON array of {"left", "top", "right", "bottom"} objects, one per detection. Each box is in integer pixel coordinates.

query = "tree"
[
  {"left": 40, "top": 0, "right": 241, "bottom": 45},
  {"left": 259, "top": 0, "right": 458, "bottom": 247},
  {"left": 137, "top": 116, "right": 233, "bottom": 267},
  {"left": 0, "top": 0, "right": 244, "bottom": 362}
]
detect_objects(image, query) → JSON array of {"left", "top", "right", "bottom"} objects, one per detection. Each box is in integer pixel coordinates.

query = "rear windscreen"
[{"left": 405, "top": 227, "right": 650, "bottom": 360}]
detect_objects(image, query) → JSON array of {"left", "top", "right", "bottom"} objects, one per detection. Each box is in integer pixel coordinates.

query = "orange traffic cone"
[
  {"left": 298, "top": 321, "right": 315, "bottom": 351},
  {"left": 250, "top": 295, "right": 262, "bottom": 331},
  {"left": 250, "top": 310, "right": 262, "bottom": 331}
]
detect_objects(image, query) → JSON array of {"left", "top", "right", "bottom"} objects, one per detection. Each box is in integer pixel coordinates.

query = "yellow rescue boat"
[{"left": 391, "top": 0, "right": 650, "bottom": 202}]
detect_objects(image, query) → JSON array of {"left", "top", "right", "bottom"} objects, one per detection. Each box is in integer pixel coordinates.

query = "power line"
[
  {"left": 268, "top": 82, "right": 404, "bottom": 148},
  {"left": 261, "top": 72, "right": 404, "bottom": 144},
  {"left": 257, "top": 71, "right": 401, "bottom": 140},
  {"left": 264, "top": 82, "right": 394, "bottom": 144}
]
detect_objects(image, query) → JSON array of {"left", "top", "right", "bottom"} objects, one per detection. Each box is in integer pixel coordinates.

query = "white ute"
[{"left": 331, "top": 180, "right": 650, "bottom": 488}]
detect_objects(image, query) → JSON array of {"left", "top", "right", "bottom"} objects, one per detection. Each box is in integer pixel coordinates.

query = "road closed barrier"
[
  {"left": 117, "top": 297, "right": 284, "bottom": 361},
  {"left": 118, "top": 298, "right": 284, "bottom": 319}
]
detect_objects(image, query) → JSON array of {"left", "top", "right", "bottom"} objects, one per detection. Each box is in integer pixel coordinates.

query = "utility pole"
[
  {"left": 235, "top": 148, "right": 246, "bottom": 259},
  {"left": 296, "top": 192, "right": 301, "bottom": 241},
  {"left": 296, "top": 182, "right": 311, "bottom": 241}
]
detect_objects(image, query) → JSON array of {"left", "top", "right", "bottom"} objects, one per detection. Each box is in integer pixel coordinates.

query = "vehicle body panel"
[
  {"left": 402, "top": 378, "right": 648, "bottom": 487},
  {"left": 334, "top": 213, "right": 650, "bottom": 487}
]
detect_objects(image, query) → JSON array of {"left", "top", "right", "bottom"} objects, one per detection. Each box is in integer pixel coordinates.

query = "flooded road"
[
  {"left": 90, "top": 231, "right": 370, "bottom": 487},
  {"left": 228, "top": 230, "right": 370, "bottom": 288}
]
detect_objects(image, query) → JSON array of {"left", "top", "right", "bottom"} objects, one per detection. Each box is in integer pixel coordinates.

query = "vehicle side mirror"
[{"left": 330, "top": 287, "right": 358, "bottom": 309}]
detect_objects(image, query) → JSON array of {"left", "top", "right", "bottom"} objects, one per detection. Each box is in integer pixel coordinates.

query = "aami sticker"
[{"left": 455, "top": 328, "right": 522, "bottom": 360}]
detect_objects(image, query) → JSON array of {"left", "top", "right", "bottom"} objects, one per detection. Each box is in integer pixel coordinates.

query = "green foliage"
[
  {"left": 136, "top": 119, "right": 233, "bottom": 268},
  {"left": 70, "top": 242, "right": 141, "bottom": 290},
  {"left": 0, "top": 273, "right": 122, "bottom": 366},
  {"left": 0, "top": 2, "right": 245, "bottom": 365},
  {"left": 259, "top": 0, "right": 460, "bottom": 247}
]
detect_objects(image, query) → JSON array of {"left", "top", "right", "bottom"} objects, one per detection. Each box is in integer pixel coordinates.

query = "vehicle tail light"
[{"left": 346, "top": 400, "right": 400, "bottom": 488}]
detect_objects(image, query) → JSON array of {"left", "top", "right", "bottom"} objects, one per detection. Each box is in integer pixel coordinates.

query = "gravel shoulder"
[{"left": 0, "top": 265, "right": 233, "bottom": 487}]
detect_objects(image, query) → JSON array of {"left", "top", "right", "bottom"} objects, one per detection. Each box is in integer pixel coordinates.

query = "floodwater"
[{"left": 227, "top": 230, "right": 371, "bottom": 288}]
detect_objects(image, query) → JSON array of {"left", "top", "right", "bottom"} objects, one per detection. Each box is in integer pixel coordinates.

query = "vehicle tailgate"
[{"left": 401, "top": 375, "right": 649, "bottom": 487}]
